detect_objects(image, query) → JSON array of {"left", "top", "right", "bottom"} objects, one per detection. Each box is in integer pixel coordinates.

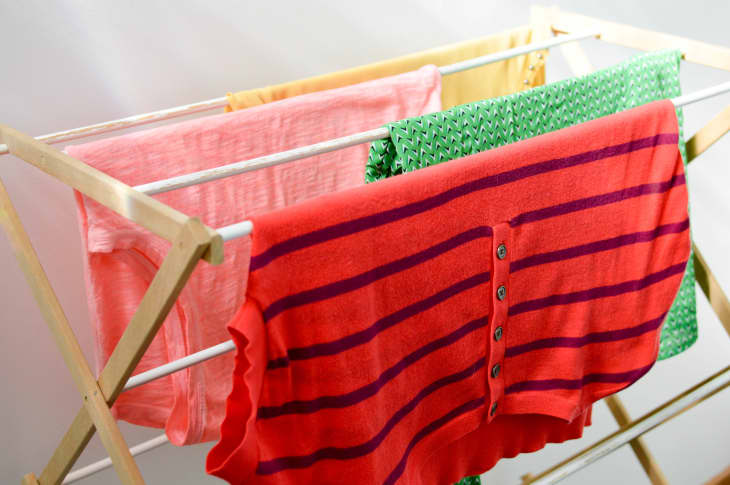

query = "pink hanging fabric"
[{"left": 66, "top": 66, "right": 442, "bottom": 445}]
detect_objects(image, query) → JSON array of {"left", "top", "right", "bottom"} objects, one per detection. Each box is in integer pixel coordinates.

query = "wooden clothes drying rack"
[{"left": 1, "top": 6, "right": 728, "bottom": 485}]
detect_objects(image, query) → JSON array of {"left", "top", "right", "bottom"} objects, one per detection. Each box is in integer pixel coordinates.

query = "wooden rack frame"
[{"left": 0, "top": 6, "right": 728, "bottom": 484}]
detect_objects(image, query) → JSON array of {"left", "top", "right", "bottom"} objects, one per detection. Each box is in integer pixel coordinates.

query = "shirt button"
[
  {"left": 491, "top": 402, "right": 498, "bottom": 416},
  {"left": 491, "top": 363, "right": 501, "bottom": 378},
  {"left": 497, "top": 244, "right": 507, "bottom": 260},
  {"left": 494, "top": 326, "right": 503, "bottom": 341},
  {"left": 497, "top": 285, "right": 506, "bottom": 301}
]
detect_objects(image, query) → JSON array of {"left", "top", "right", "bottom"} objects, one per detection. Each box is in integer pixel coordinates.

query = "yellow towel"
[{"left": 226, "top": 25, "right": 546, "bottom": 111}]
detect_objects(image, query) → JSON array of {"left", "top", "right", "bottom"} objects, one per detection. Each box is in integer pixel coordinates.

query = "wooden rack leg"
[
  {"left": 30, "top": 217, "right": 215, "bottom": 485},
  {"left": 693, "top": 243, "right": 730, "bottom": 337},
  {"left": 557, "top": 41, "right": 594, "bottom": 77},
  {"left": 686, "top": 103, "right": 730, "bottom": 337},
  {"left": 705, "top": 465, "right": 730, "bottom": 485},
  {"left": 686, "top": 104, "right": 730, "bottom": 161},
  {"left": 0, "top": 178, "right": 144, "bottom": 485}
]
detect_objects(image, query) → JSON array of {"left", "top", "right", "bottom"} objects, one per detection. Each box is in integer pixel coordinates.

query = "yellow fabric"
[{"left": 226, "top": 26, "right": 546, "bottom": 112}]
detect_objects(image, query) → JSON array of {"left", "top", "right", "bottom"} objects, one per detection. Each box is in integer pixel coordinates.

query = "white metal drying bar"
[
  {"left": 137, "top": 78, "right": 730, "bottom": 200},
  {"left": 133, "top": 126, "right": 391, "bottom": 196},
  {"left": 132, "top": 30, "right": 600, "bottom": 196},
  {"left": 0, "top": 31, "right": 599, "bottom": 157},
  {"left": 125, "top": 340, "right": 236, "bottom": 391},
  {"left": 196, "top": 81, "right": 730, "bottom": 243},
  {"left": 61, "top": 342, "right": 236, "bottom": 483},
  {"left": 0, "top": 97, "right": 229, "bottom": 156},
  {"left": 527, "top": 365, "right": 730, "bottom": 484},
  {"left": 62, "top": 435, "right": 170, "bottom": 485},
  {"left": 61, "top": 344, "right": 236, "bottom": 483}
]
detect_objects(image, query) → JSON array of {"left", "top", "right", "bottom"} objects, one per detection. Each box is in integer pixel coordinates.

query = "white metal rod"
[
  {"left": 133, "top": 32, "right": 599, "bottom": 198},
  {"left": 124, "top": 340, "right": 236, "bottom": 391},
  {"left": 528, "top": 366, "right": 730, "bottom": 484},
  {"left": 439, "top": 30, "right": 598, "bottom": 76},
  {"left": 673, "top": 80, "right": 730, "bottom": 108},
  {"left": 62, "top": 433, "right": 169, "bottom": 484},
  {"left": 61, "top": 341, "right": 239, "bottom": 483},
  {"left": 134, "top": 127, "right": 390, "bottom": 196},
  {"left": 139, "top": 59, "right": 730, "bottom": 201},
  {"left": 211, "top": 80, "right": 730, "bottom": 243},
  {"left": 0, "top": 31, "right": 598, "bottom": 157},
  {"left": 218, "top": 221, "right": 254, "bottom": 242},
  {"left": 60, "top": 343, "right": 238, "bottom": 483},
  {"left": 0, "top": 98, "right": 228, "bottom": 155}
]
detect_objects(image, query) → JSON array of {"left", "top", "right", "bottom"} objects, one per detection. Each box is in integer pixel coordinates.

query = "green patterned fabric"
[
  {"left": 454, "top": 476, "right": 482, "bottom": 485},
  {"left": 366, "top": 49, "right": 696, "bottom": 363}
]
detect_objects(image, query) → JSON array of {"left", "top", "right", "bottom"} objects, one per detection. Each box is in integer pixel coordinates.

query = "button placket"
[
  {"left": 522, "top": 51, "right": 546, "bottom": 90},
  {"left": 486, "top": 222, "right": 511, "bottom": 422}
]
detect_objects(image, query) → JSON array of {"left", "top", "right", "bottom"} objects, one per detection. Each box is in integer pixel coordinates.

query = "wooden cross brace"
[{"left": 0, "top": 125, "right": 223, "bottom": 485}]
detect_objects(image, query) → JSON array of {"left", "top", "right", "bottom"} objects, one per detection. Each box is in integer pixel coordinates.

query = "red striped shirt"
[{"left": 207, "top": 100, "right": 689, "bottom": 484}]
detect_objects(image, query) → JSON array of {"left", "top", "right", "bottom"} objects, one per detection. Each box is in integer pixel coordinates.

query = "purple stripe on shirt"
[
  {"left": 382, "top": 398, "right": 484, "bottom": 485},
  {"left": 508, "top": 260, "right": 687, "bottom": 316},
  {"left": 262, "top": 226, "right": 492, "bottom": 322},
  {"left": 505, "top": 312, "right": 667, "bottom": 358},
  {"left": 267, "top": 271, "right": 490, "bottom": 369},
  {"left": 505, "top": 362, "right": 655, "bottom": 394},
  {"left": 509, "top": 174, "right": 686, "bottom": 227},
  {"left": 259, "top": 317, "right": 487, "bottom": 419},
  {"left": 510, "top": 219, "right": 689, "bottom": 273},
  {"left": 256, "top": 357, "right": 486, "bottom": 475},
  {"left": 250, "top": 133, "right": 678, "bottom": 271}
]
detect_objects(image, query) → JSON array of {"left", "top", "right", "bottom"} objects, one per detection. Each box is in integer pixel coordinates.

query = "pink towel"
[{"left": 66, "top": 66, "right": 442, "bottom": 445}]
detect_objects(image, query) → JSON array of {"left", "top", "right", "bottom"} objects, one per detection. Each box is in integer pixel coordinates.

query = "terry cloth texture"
[
  {"left": 226, "top": 25, "right": 545, "bottom": 112},
  {"left": 207, "top": 100, "right": 689, "bottom": 484},
  {"left": 365, "top": 49, "right": 696, "bottom": 361},
  {"left": 65, "top": 66, "right": 442, "bottom": 445}
]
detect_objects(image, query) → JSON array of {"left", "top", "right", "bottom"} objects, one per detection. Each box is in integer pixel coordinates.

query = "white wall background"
[{"left": 1, "top": 1, "right": 728, "bottom": 484}]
